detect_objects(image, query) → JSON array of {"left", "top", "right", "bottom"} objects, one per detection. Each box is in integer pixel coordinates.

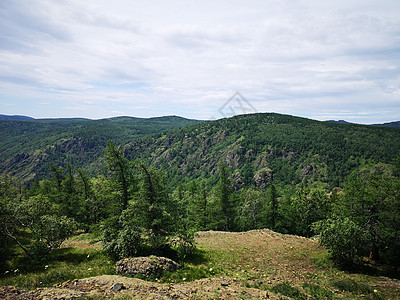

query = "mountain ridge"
[{"left": 1, "top": 113, "right": 399, "bottom": 189}]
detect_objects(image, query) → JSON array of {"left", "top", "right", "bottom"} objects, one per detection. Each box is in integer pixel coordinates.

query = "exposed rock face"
[
  {"left": 254, "top": 167, "right": 273, "bottom": 188},
  {"left": 115, "top": 256, "right": 181, "bottom": 277}
]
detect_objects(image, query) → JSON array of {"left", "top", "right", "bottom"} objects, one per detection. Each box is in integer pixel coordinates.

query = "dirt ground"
[
  {"left": 0, "top": 275, "right": 283, "bottom": 299},
  {"left": 1, "top": 229, "right": 399, "bottom": 299}
]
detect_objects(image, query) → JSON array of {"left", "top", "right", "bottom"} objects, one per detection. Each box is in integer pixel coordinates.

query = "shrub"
[{"left": 312, "top": 217, "right": 367, "bottom": 266}]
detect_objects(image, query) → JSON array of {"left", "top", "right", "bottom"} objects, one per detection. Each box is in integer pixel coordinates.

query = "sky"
[{"left": 0, "top": 0, "right": 399, "bottom": 123}]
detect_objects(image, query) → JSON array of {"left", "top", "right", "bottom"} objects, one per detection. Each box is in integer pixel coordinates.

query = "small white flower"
[
  {"left": 374, "top": 290, "right": 378, "bottom": 293},
  {"left": 14, "top": 269, "right": 19, "bottom": 273},
  {"left": 209, "top": 268, "right": 213, "bottom": 272},
  {"left": 88, "top": 268, "right": 92, "bottom": 271},
  {"left": 182, "top": 278, "right": 186, "bottom": 281},
  {"left": 45, "top": 265, "right": 49, "bottom": 269},
  {"left": 87, "top": 254, "right": 90, "bottom": 258},
  {"left": 4, "top": 271, "right": 9, "bottom": 274},
  {"left": 39, "top": 282, "right": 43, "bottom": 285}
]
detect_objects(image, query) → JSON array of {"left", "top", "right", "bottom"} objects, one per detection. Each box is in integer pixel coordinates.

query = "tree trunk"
[{"left": 369, "top": 244, "right": 380, "bottom": 262}]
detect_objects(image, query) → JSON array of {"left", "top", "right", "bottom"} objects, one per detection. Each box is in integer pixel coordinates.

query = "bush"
[
  {"left": 312, "top": 217, "right": 367, "bottom": 266},
  {"left": 102, "top": 216, "right": 146, "bottom": 260},
  {"left": 170, "top": 231, "right": 196, "bottom": 260}
]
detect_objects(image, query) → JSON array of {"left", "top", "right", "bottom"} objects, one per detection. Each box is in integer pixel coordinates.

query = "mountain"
[
  {"left": 372, "top": 121, "right": 400, "bottom": 128},
  {"left": 1, "top": 113, "right": 399, "bottom": 190},
  {"left": 326, "top": 119, "right": 400, "bottom": 128},
  {"left": 123, "top": 113, "right": 400, "bottom": 189},
  {"left": 0, "top": 115, "right": 202, "bottom": 182},
  {"left": 325, "top": 120, "right": 354, "bottom": 125},
  {"left": 0, "top": 114, "right": 35, "bottom": 120}
]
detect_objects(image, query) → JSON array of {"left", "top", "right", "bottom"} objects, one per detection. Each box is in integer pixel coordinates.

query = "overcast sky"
[{"left": 0, "top": 0, "right": 399, "bottom": 123}]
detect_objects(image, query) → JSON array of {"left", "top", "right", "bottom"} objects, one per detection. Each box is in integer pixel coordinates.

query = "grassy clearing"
[
  {"left": 1, "top": 230, "right": 399, "bottom": 299},
  {"left": 0, "top": 233, "right": 114, "bottom": 290},
  {"left": 195, "top": 230, "right": 400, "bottom": 299}
]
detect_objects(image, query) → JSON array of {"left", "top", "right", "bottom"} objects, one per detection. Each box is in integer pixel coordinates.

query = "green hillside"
[
  {"left": 1, "top": 112, "right": 399, "bottom": 189},
  {"left": 1, "top": 112, "right": 400, "bottom": 294},
  {"left": 0, "top": 116, "right": 202, "bottom": 181},
  {"left": 125, "top": 113, "right": 400, "bottom": 190}
]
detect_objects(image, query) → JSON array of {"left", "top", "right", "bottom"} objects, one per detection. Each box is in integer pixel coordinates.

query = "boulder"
[{"left": 115, "top": 256, "right": 180, "bottom": 277}]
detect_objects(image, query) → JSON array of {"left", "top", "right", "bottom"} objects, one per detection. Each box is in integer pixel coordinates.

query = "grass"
[
  {"left": 332, "top": 279, "right": 384, "bottom": 299},
  {"left": 121, "top": 248, "right": 222, "bottom": 284},
  {"left": 0, "top": 234, "right": 114, "bottom": 290},
  {"left": 0, "top": 230, "right": 399, "bottom": 299},
  {"left": 303, "top": 282, "right": 335, "bottom": 299},
  {"left": 270, "top": 281, "right": 308, "bottom": 300}
]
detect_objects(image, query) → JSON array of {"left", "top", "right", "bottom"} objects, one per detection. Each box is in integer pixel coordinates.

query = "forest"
[{"left": 1, "top": 113, "right": 400, "bottom": 298}]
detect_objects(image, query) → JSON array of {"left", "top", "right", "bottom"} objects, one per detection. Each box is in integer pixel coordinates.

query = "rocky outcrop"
[
  {"left": 115, "top": 256, "right": 180, "bottom": 277},
  {"left": 254, "top": 167, "right": 273, "bottom": 188}
]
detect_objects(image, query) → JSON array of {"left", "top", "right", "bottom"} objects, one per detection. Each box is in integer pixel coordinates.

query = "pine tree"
[{"left": 105, "top": 140, "right": 135, "bottom": 211}]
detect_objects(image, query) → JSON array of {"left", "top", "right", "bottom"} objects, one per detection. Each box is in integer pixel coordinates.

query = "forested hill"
[
  {"left": 124, "top": 113, "right": 400, "bottom": 190},
  {"left": 0, "top": 116, "right": 201, "bottom": 182},
  {"left": 1, "top": 112, "right": 400, "bottom": 189}
]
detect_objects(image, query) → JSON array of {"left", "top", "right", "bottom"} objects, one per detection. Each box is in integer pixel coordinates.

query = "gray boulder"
[{"left": 115, "top": 255, "right": 181, "bottom": 276}]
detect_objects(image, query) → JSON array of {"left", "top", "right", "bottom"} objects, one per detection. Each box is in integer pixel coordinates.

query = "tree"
[
  {"left": 0, "top": 181, "right": 76, "bottom": 259},
  {"left": 266, "top": 183, "right": 278, "bottom": 230},
  {"left": 313, "top": 164, "right": 400, "bottom": 266},
  {"left": 236, "top": 188, "right": 264, "bottom": 231},
  {"left": 105, "top": 140, "right": 135, "bottom": 211},
  {"left": 186, "top": 180, "right": 208, "bottom": 231},
  {"left": 103, "top": 163, "right": 179, "bottom": 258},
  {"left": 312, "top": 217, "right": 367, "bottom": 266},
  {"left": 340, "top": 166, "right": 399, "bottom": 262},
  {"left": 291, "top": 188, "right": 330, "bottom": 237},
  {"left": 214, "top": 163, "right": 235, "bottom": 231}
]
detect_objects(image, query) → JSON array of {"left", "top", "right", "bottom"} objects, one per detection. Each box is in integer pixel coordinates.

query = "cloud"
[{"left": 0, "top": 0, "right": 399, "bottom": 122}]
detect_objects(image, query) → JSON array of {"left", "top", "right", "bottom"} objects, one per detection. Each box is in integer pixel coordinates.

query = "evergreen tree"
[
  {"left": 236, "top": 188, "right": 264, "bottom": 231},
  {"left": 266, "top": 183, "right": 278, "bottom": 230},
  {"left": 214, "top": 163, "right": 235, "bottom": 231},
  {"left": 105, "top": 140, "right": 135, "bottom": 211}
]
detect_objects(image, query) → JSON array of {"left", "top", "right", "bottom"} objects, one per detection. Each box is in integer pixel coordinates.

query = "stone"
[
  {"left": 109, "top": 283, "right": 124, "bottom": 292},
  {"left": 115, "top": 255, "right": 181, "bottom": 277}
]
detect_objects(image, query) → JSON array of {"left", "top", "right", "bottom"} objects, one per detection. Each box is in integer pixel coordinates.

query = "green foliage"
[
  {"left": 332, "top": 278, "right": 371, "bottom": 294},
  {"left": 0, "top": 116, "right": 201, "bottom": 182},
  {"left": 312, "top": 217, "right": 367, "bottom": 266},
  {"left": 185, "top": 181, "right": 209, "bottom": 231},
  {"left": 36, "top": 215, "right": 77, "bottom": 250},
  {"left": 102, "top": 217, "right": 145, "bottom": 260},
  {"left": 270, "top": 281, "right": 307, "bottom": 300},
  {"left": 317, "top": 165, "right": 400, "bottom": 265},
  {"left": 0, "top": 235, "right": 114, "bottom": 290},
  {"left": 102, "top": 159, "right": 193, "bottom": 260},
  {"left": 212, "top": 163, "right": 236, "bottom": 231},
  {"left": 105, "top": 141, "right": 136, "bottom": 211},
  {"left": 0, "top": 177, "right": 76, "bottom": 260},
  {"left": 264, "top": 183, "right": 279, "bottom": 230},
  {"left": 125, "top": 113, "right": 400, "bottom": 191},
  {"left": 302, "top": 283, "right": 334, "bottom": 299},
  {"left": 236, "top": 188, "right": 265, "bottom": 231}
]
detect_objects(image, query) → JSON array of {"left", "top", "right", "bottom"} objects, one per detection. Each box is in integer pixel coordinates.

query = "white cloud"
[{"left": 0, "top": 0, "right": 399, "bottom": 122}]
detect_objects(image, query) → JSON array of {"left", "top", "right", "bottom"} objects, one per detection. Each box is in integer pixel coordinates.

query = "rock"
[
  {"left": 221, "top": 282, "right": 230, "bottom": 287},
  {"left": 115, "top": 255, "right": 181, "bottom": 277},
  {"left": 254, "top": 167, "right": 273, "bottom": 188},
  {"left": 109, "top": 282, "right": 124, "bottom": 292}
]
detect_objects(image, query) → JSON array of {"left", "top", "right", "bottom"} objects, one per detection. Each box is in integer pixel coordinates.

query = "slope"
[
  {"left": 124, "top": 113, "right": 400, "bottom": 189},
  {"left": 0, "top": 116, "right": 202, "bottom": 182}
]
